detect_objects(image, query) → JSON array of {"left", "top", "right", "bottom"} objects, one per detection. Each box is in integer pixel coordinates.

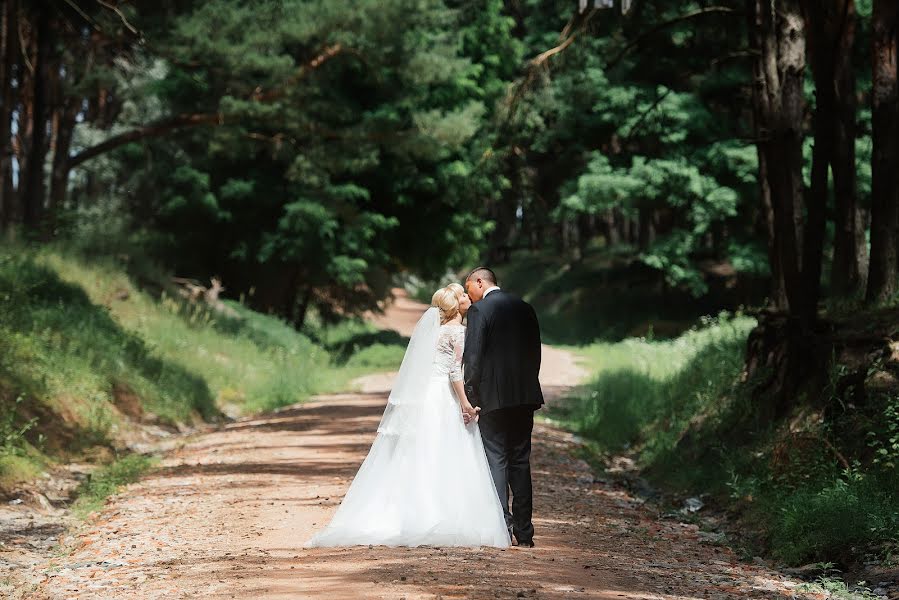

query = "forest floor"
[{"left": 7, "top": 291, "right": 821, "bottom": 599}]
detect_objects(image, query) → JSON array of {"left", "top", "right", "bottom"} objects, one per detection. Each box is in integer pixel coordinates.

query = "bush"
[{"left": 771, "top": 471, "right": 899, "bottom": 564}]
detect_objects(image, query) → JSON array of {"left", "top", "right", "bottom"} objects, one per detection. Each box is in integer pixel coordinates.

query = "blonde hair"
[{"left": 431, "top": 284, "right": 463, "bottom": 325}]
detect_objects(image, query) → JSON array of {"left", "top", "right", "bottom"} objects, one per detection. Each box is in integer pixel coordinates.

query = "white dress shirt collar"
[{"left": 483, "top": 286, "right": 501, "bottom": 298}]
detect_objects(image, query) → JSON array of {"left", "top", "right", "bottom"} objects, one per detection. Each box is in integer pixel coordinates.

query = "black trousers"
[{"left": 478, "top": 406, "right": 535, "bottom": 542}]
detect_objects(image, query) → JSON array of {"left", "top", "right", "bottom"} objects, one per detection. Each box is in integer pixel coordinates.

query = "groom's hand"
[{"left": 462, "top": 405, "right": 481, "bottom": 425}]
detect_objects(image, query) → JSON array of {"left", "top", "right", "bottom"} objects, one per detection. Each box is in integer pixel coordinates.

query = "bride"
[{"left": 305, "top": 283, "right": 511, "bottom": 548}]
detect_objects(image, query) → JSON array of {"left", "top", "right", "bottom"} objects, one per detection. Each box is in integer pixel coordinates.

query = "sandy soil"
[{"left": 12, "top": 290, "right": 817, "bottom": 600}]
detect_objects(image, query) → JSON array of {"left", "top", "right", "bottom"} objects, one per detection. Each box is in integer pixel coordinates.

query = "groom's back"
[{"left": 475, "top": 291, "right": 543, "bottom": 413}]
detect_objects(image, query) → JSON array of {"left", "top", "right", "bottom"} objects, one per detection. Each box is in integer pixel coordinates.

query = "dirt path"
[{"left": 18, "top": 291, "right": 814, "bottom": 599}]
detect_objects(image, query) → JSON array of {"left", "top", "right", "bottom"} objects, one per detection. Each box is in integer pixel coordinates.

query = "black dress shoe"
[{"left": 512, "top": 533, "right": 534, "bottom": 548}]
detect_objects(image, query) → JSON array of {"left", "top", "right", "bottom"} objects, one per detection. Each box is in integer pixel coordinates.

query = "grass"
[
  {"left": 767, "top": 469, "right": 899, "bottom": 565},
  {"left": 0, "top": 454, "right": 44, "bottom": 490},
  {"left": 36, "top": 249, "right": 345, "bottom": 415},
  {"left": 551, "top": 312, "right": 756, "bottom": 457},
  {"left": 0, "top": 242, "right": 406, "bottom": 490},
  {"left": 71, "top": 454, "right": 157, "bottom": 518},
  {"left": 553, "top": 308, "right": 899, "bottom": 570},
  {"left": 0, "top": 250, "right": 218, "bottom": 430}
]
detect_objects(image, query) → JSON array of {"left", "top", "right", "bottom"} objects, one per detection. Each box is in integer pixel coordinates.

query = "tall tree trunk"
[
  {"left": 829, "top": 0, "right": 861, "bottom": 297},
  {"left": 486, "top": 149, "right": 520, "bottom": 265},
  {"left": 602, "top": 209, "right": 619, "bottom": 246},
  {"left": 800, "top": 1, "right": 838, "bottom": 312},
  {"left": 803, "top": 0, "right": 861, "bottom": 298},
  {"left": 757, "top": 147, "right": 788, "bottom": 309},
  {"left": 49, "top": 99, "right": 78, "bottom": 221},
  {"left": 750, "top": 0, "right": 808, "bottom": 323},
  {"left": 20, "top": 6, "right": 50, "bottom": 229},
  {"left": 866, "top": 0, "right": 899, "bottom": 304},
  {"left": 0, "top": 0, "right": 16, "bottom": 230},
  {"left": 746, "top": 0, "right": 819, "bottom": 419}
]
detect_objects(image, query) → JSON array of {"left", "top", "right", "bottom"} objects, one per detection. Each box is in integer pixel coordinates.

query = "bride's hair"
[
  {"left": 445, "top": 282, "right": 464, "bottom": 298},
  {"left": 431, "top": 284, "right": 462, "bottom": 325}
]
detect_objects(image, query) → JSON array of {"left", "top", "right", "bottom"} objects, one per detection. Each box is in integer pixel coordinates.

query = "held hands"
[{"left": 461, "top": 402, "right": 481, "bottom": 425}]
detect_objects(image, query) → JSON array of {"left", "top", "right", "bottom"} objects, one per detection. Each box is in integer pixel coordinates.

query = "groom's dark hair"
[{"left": 466, "top": 266, "right": 497, "bottom": 286}]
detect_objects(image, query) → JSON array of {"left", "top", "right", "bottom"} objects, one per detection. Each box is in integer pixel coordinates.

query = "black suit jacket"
[{"left": 463, "top": 289, "right": 544, "bottom": 415}]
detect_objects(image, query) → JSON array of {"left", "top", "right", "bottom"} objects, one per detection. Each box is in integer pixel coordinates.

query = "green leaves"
[{"left": 558, "top": 152, "right": 740, "bottom": 294}]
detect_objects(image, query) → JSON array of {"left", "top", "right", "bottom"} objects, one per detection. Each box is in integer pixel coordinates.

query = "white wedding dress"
[{"left": 305, "top": 308, "right": 510, "bottom": 548}]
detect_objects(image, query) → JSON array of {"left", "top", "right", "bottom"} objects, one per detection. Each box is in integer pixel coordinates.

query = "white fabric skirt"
[{"left": 305, "top": 375, "right": 510, "bottom": 548}]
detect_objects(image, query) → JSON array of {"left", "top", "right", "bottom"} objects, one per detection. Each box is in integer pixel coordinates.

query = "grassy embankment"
[{"left": 0, "top": 243, "right": 405, "bottom": 499}]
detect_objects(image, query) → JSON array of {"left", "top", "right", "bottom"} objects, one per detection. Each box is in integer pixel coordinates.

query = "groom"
[{"left": 462, "top": 267, "right": 543, "bottom": 547}]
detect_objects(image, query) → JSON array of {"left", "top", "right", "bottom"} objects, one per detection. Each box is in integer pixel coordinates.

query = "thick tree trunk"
[
  {"left": 750, "top": 0, "right": 808, "bottom": 322},
  {"left": 20, "top": 6, "right": 50, "bottom": 229},
  {"left": 746, "top": 0, "right": 820, "bottom": 417},
  {"left": 866, "top": 0, "right": 899, "bottom": 304}
]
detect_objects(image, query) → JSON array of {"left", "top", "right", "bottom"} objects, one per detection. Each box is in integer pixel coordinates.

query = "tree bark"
[
  {"left": 49, "top": 98, "right": 78, "bottom": 221},
  {"left": 746, "top": 0, "right": 820, "bottom": 417},
  {"left": 829, "top": 0, "right": 861, "bottom": 297},
  {"left": 20, "top": 5, "right": 50, "bottom": 229},
  {"left": 866, "top": 0, "right": 899, "bottom": 304},
  {"left": 757, "top": 145, "right": 788, "bottom": 309},
  {"left": 68, "top": 113, "right": 223, "bottom": 170},
  {"left": 749, "top": 0, "right": 808, "bottom": 322},
  {"left": 802, "top": 0, "right": 861, "bottom": 298},
  {"left": 800, "top": 0, "right": 834, "bottom": 313}
]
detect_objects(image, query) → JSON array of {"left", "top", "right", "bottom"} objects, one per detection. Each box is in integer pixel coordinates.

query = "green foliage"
[
  {"left": 557, "top": 303, "right": 899, "bottom": 567},
  {"left": 797, "top": 574, "right": 882, "bottom": 600},
  {"left": 550, "top": 313, "right": 755, "bottom": 453},
  {"left": 771, "top": 471, "right": 899, "bottom": 565},
  {"left": 495, "top": 1, "right": 759, "bottom": 296},
  {"left": 867, "top": 394, "right": 899, "bottom": 469},
  {"left": 71, "top": 454, "right": 158, "bottom": 519},
  {"left": 71, "top": 0, "right": 511, "bottom": 326},
  {"left": 0, "top": 397, "right": 38, "bottom": 457},
  {"left": 0, "top": 242, "right": 403, "bottom": 485},
  {"left": 494, "top": 248, "right": 753, "bottom": 344}
]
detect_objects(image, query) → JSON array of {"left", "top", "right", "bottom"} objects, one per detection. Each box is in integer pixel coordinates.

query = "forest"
[{"left": 1, "top": 0, "right": 898, "bottom": 597}]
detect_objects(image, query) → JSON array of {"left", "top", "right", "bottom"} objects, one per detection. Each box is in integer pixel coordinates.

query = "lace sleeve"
[{"left": 449, "top": 327, "right": 464, "bottom": 382}]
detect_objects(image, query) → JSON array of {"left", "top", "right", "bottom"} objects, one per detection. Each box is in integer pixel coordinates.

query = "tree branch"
[
  {"left": 498, "top": 8, "right": 598, "bottom": 136},
  {"left": 95, "top": 0, "right": 141, "bottom": 36},
  {"left": 68, "top": 44, "right": 347, "bottom": 168},
  {"left": 252, "top": 43, "right": 344, "bottom": 102},
  {"left": 68, "top": 113, "right": 221, "bottom": 168}
]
